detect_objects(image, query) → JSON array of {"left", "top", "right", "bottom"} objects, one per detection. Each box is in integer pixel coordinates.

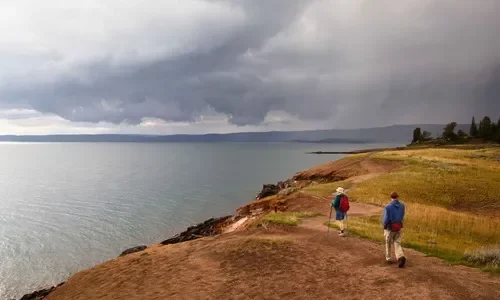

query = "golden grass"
[
  {"left": 317, "top": 147, "right": 500, "bottom": 271},
  {"left": 301, "top": 181, "right": 351, "bottom": 198},
  {"left": 351, "top": 148, "right": 500, "bottom": 210},
  {"left": 262, "top": 211, "right": 320, "bottom": 226},
  {"left": 337, "top": 207, "right": 500, "bottom": 256}
]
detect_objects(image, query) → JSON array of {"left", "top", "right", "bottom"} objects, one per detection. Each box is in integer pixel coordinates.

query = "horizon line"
[{"left": 0, "top": 123, "right": 462, "bottom": 137}]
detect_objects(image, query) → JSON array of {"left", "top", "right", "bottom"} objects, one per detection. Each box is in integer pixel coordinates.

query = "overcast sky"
[{"left": 1, "top": 0, "right": 499, "bottom": 135}]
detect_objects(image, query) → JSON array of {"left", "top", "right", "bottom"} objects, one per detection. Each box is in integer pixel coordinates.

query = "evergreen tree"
[
  {"left": 493, "top": 118, "right": 500, "bottom": 142},
  {"left": 412, "top": 127, "right": 422, "bottom": 143},
  {"left": 469, "top": 116, "right": 478, "bottom": 137},
  {"left": 442, "top": 122, "right": 458, "bottom": 141},
  {"left": 478, "top": 116, "right": 493, "bottom": 140}
]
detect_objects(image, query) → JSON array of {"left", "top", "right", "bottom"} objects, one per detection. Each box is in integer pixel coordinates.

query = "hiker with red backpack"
[
  {"left": 331, "top": 187, "right": 349, "bottom": 237},
  {"left": 383, "top": 192, "right": 407, "bottom": 268}
]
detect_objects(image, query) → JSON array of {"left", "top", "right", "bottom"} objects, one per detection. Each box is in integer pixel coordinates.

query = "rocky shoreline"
[
  {"left": 306, "top": 146, "right": 406, "bottom": 155},
  {"left": 17, "top": 216, "right": 234, "bottom": 299},
  {"left": 17, "top": 180, "right": 293, "bottom": 300}
]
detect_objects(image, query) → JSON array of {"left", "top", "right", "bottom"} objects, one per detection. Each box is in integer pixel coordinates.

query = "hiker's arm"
[
  {"left": 382, "top": 207, "right": 389, "bottom": 228},
  {"left": 332, "top": 195, "right": 340, "bottom": 208},
  {"left": 401, "top": 204, "right": 405, "bottom": 223}
]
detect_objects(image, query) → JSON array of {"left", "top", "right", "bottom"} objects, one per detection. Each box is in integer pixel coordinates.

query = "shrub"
[{"left": 464, "top": 246, "right": 500, "bottom": 267}]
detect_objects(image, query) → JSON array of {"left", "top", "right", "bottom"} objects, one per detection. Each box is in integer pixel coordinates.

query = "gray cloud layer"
[{"left": 1, "top": 0, "right": 499, "bottom": 130}]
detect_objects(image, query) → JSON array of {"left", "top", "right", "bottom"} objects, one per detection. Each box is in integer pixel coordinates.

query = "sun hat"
[{"left": 336, "top": 187, "right": 344, "bottom": 194}]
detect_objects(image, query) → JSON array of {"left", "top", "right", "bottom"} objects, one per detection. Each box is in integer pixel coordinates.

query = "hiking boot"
[
  {"left": 398, "top": 256, "right": 407, "bottom": 268},
  {"left": 339, "top": 232, "right": 346, "bottom": 237},
  {"left": 386, "top": 259, "right": 393, "bottom": 264}
]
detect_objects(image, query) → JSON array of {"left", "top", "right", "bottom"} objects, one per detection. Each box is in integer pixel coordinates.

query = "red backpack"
[
  {"left": 339, "top": 195, "right": 350, "bottom": 213},
  {"left": 390, "top": 222, "right": 402, "bottom": 232}
]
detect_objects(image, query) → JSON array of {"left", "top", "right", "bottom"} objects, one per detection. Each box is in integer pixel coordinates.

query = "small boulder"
[
  {"left": 256, "top": 184, "right": 280, "bottom": 200},
  {"left": 160, "top": 216, "right": 232, "bottom": 246},
  {"left": 119, "top": 245, "right": 147, "bottom": 257},
  {"left": 277, "top": 187, "right": 298, "bottom": 197}
]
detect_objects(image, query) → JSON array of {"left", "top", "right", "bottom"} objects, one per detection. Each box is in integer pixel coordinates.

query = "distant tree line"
[{"left": 411, "top": 116, "right": 500, "bottom": 144}]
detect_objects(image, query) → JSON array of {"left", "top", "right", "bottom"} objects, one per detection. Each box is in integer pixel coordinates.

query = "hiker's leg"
[
  {"left": 394, "top": 231, "right": 405, "bottom": 260},
  {"left": 384, "top": 230, "right": 392, "bottom": 261},
  {"left": 337, "top": 219, "right": 344, "bottom": 231},
  {"left": 335, "top": 211, "right": 345, "bottom": 231}
]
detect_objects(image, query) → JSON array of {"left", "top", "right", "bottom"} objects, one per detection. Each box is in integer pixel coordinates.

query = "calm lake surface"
[{"left": 0, "top": 142, "right": 399, "bottom": 298}]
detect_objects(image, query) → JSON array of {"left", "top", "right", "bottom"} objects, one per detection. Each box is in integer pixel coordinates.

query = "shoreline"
[
  {"left": 306, "top": 142, "right": 500, "bottom": 154},
  {"left": 17, "top": 146, "right": 396, "bottom": 299},
  {"left": 306, "top": 146, "right": 408, "bottom": 154}
]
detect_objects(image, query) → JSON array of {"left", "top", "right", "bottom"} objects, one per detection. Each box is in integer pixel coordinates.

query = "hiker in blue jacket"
[
  {"left": 332, "top": 187, "right": 346, "bottom": 237},
  {"left": 382, "top": 192, "right": 407, "bottom": 267}
]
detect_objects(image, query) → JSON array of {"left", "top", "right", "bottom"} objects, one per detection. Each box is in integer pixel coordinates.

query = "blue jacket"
[{"left": 382, "top": 200, "right": 405, "bottom": 229}]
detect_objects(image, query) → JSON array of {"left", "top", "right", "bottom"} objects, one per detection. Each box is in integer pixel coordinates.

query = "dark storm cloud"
[{"left": 1, "top": 0, "right": 499, "bottom": 128}]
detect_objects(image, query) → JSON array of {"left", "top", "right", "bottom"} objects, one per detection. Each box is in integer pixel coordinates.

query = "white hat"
[{"left": 336, "top": 187, "right": 344, "bottom": 194}]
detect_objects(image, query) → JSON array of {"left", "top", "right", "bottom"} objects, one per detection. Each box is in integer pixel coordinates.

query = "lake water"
[{"left": 0, "top": 142, "right": 398, "bottom": 299}]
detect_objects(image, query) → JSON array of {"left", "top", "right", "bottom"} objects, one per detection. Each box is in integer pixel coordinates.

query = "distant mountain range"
[{"left": 0, "top": 124, "right": 468, "bottom": 143}]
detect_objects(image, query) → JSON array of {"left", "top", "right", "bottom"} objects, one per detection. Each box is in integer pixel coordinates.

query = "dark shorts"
[{"left": 335, "top": 210, "right": 345, "bottom": 221}]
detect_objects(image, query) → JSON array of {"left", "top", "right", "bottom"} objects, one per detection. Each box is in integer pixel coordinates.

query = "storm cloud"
[{"left": 1, "top": 0, "right": 499, "bottom": 132}]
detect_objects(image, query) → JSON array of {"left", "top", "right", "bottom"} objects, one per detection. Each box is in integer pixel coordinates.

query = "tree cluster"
[
  {"left": 411, "top": 116, "right": 500, "bottom": 144},
  {"left": 411, "top": 127, "right": 432, "bottom": 144},
  {"left": 468, "top": 116, "right": 500, "bottom": 142}
]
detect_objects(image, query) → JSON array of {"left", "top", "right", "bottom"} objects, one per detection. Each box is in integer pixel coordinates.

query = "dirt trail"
[{"left": 46, "top": 220, "right": 500, "bottom": 300}]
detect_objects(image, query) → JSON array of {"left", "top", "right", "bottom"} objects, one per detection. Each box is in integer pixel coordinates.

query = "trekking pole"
[{"left": 327, "top": 206, "right": 333, "bottom": 234}]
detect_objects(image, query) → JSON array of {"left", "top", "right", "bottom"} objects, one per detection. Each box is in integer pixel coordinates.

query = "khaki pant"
[
  {"left": 384, "top": 230, "right": 404, "bottom": 261},
  {"left": 337, "top": 220, "right": 344, "bottom": 231}
]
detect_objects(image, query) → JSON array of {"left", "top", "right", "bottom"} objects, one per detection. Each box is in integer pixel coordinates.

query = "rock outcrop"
[
  {"left": 160, "top": 216, "right": 233, "bottom": 245},
  {"left": 19, "top": 282, "right": 64, "bottom": 300},
  {"left": 119, "top": 245, "right": 147, "bottom": 257},
  {"left": 255, "top": 180, "right": 296, "bottom": 200},
  {"left": 255, "top": 184, "right": 280, "bottom": 199}
]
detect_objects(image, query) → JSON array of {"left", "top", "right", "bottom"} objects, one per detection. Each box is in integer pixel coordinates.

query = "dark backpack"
[{"left": 339, "top": 195, "right": 350, "bottom": 212}]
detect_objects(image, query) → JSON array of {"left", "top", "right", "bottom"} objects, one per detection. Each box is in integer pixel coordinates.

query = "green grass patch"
[{"left": 262, "top": 211, "right": 320, "bottom": 226}]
